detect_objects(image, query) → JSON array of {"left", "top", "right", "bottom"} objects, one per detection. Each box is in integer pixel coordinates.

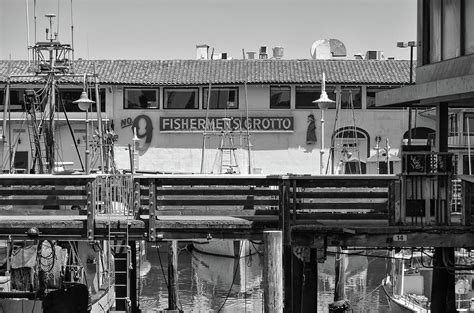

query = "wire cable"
[{"left": 217, "top": 241, "right": 243, "bottom": 312}]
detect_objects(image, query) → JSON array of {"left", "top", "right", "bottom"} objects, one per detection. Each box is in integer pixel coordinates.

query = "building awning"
[{"left": 376, "top": 73, "right": 474, "bottom": 107}]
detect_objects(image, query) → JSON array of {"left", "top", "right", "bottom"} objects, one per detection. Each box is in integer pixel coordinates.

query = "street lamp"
[
  {"left": 397, "top": 41, "right": 417, "bottom": 146},
  {"left": 73, "top": 76, "right": 95, "bottom": 174},
  {"left": 313, "top": 72, "right": 335, "bottom": 175}
]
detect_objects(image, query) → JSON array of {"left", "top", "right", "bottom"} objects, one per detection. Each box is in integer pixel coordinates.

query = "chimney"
[
  {"left": 196, "top": 44, "right": 210, "bottom": 60},
  {"left": 221, "top": 53, "right": 227, "bottom": 59},
  {"left": 272, "top": 46, "right": 284, "bottom": 59},
  {"left": 246, "top": 52, "right": 256, "bottom": 60},
  {"left": 259, "top": 46, "right": 268, "bottom": 59}
]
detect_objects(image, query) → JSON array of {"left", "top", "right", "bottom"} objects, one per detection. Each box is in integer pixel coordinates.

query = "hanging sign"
[{"left": 159, "top": 116, "right": 294, "bottom": 132}]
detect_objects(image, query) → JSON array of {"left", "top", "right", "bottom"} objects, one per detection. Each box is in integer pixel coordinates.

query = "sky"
[{"left": 0, "top": 0, "right": 417, "bottom": 61}]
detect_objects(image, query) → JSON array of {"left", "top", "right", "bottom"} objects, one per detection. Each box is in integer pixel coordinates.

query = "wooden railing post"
[
  {"left": 279, "top": 176, "right": 292, "bottom": 312},
  {"left": 388, "top": 179, "right": 401, "bottom": 226},
  {"left": 148, "top": 179, "right": 156, "bottom": 242},
  {"left": 86, "top": 181, "right": 94, "bottom": 241}
]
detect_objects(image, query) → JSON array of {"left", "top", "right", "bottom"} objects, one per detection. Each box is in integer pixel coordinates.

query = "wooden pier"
[{"left": 0, "top": 152, "right": 473, "bottom": 312}]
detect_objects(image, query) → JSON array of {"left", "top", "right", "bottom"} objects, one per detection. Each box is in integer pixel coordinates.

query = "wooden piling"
[
  {"left": 130, "top": 240, "right": 139, "bottom": 312},
  {"left": 431, "top": 247, "right": 455, "bottom": 313},
  {"left": 263, "top": 230, "right": 283, "bottom": 313},
  {"left": 168, "top": 240, "right": 179, "bottom": 310},
  {"left": 301, "top": 249, "right": 318, "bottom": 311}
]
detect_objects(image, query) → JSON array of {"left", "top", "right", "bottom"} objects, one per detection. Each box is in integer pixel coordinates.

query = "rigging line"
[
  {"left": 70, "top": 0, "right": 75, "bottom": 70},
  {"left": 242, "top": 49, "right": 252, "bottom": 174},
  {"left": 326, "top": 86, "right": 340, "bottom": 174},
  {"left": 349, "top": 90, "right": 362, "bottom": 173},
  {"left": 155, "top": 244, "right": 183, "bottom": 311},
  {"left": 25, "top": 0, "right": 30, "bottom": 67},
  {"left": 200, "top": 48, "right": 214, "bottom": 174},
  {"left": 33, "top": 0, "right": 36, "bottom": 44},
  {"left": 56, "top": 0, "right": 60, "bottom": 38},
  {"left": 217, "top": 240, "right": 244, "bottom": 313}
]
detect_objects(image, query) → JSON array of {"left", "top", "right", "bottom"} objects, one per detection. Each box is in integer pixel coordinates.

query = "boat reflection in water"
[
  {"left": 139, "top": 242, "right": 392, "bottom": 312},
  {"left": 140, "top": 241, "right": 263, "bottom": 312}
]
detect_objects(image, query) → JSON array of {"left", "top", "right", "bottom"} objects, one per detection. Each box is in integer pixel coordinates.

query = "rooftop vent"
[
  {"left": 259, "top": 46, "right": 268, "bottom": 59},
  {"left": 272, "top": 46, "right": 284, "bottom": 59},
  {"left": 196, "top": 44, "right": 210, "bottom": 60},
  {"left": 365, "top": 50, "right": 385, "bottom": 60},
  {"left": 246, "top": 52, "right": 256, "bottom": 60}
]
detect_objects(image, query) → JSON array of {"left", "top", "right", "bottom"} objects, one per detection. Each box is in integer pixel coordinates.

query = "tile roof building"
[{"left": 1, "top": 58, "right": 432, "bottom": 175}]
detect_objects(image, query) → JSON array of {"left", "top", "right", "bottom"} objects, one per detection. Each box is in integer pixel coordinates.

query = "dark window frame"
[
  {"left": 202, "top": 87, "right": 239, "bottom": 110},
  {"left": 123, "top": 87, "right": 159, "bottom": 110},
  {"left": 270, "top": 86, "right": 291, "bottom": 109},
  {"left": 163, "top": 87, "right": 199, "bottom": 110}
]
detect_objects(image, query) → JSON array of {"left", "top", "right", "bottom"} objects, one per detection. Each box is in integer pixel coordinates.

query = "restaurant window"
[
  {"left": 270, "top": 86, "right": 290, "bottom": 109},
  {"left": 124, "top": 88, "right": 159, "bottom": 109},
  {"left": 203, "top": 87, "right": 238, "bottom": 109},
  {"left": 296, "top": 86, "right": 336, "bottom": 109},
  {"left": 164, "top": 88, "right": 198, "bottom": 109},
  {"left": 59, "top": 88, "right": 106, "bottom": 112},
  {"left": 340, "top": 88, "right": 362, "bottom": 109}
]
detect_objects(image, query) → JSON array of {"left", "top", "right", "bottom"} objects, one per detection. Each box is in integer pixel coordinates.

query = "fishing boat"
[
  {"left": 0, "top": 240, "right": 115, "bottom": 313},
  {"left": 382, "top": 249, "right": 474, "bottom": 313},
  {"left": 0, "top": 3, "right": 119, "bottom": 312}
]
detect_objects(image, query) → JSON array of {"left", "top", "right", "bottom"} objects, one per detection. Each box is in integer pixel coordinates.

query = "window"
[
  {"left": 463, "top": 113, "right": 474, "bottom": 134},
  {"left": 464, "top": 0, "right": 474, "bottom": 54},
  {"left": 59, "top": 88, "right": 106, "bottom": 112},
  {"left": 449, "top": 113, "right": 458, "bottom": 136},
  {"left": 203, "top": 87, "right": 238, "bottom": 109},
  {"left": 340, "top": 88, "right": 361, "bottom": 109},
  {"left": 164, "top": 88, "right": 198, "bottom": 109},
  {"left": 442, "top": 0, "right": 461, "bottom": 60},
  {"left": 0, "top": 88, "right": 32, "bottom": 112},
  {"left": 124, "top": 88, "right": 159, "bottom": 109},
  {"left": 270, "top": 86, "right": 290, "bottom": 109},
  {"left": 296, "top": 86, "right": 322, "bottom": 109}
]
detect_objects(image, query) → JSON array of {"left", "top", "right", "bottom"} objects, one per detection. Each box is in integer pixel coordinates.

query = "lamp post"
[
  {"left": 397, "top": 41, "right": 417, "bottom": 145},
  {"left": 73, "top": 77, "right": 95, "bottom": 174},
  {"left": 313, "top": 72, "right": 335, "bottom": 175}
]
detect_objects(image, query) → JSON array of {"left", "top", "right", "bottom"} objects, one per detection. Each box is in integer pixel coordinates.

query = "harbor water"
[{"left": 139, "top": 242, "right": 391, "bottom": 312}]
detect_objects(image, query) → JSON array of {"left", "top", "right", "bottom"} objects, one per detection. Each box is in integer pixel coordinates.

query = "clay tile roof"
[{"left": 0, "top": 59, "right": 414, "bottom": 85}]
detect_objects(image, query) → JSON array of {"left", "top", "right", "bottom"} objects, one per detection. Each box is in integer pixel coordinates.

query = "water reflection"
[{"left": 139, "top": 242, "right": 390, "bottom": 312}]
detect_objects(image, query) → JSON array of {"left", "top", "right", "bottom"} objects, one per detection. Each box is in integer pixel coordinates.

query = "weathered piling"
[
  {"left": 263, "top": 230, "right": 283, "bottom": 313},
  {"left": 167, "top": 240, "right": 179, "bottom": 310}
]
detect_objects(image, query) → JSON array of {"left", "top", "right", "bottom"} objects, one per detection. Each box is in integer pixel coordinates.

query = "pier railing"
[
  {"left": 0, "top": 174, "right": 95, "bottom": 212},
  {"left": 136, "top": 174, "right": 400, "bottom": 240}
]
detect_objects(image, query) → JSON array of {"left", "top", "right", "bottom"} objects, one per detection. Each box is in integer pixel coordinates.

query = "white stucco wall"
[{"left": 111, "top": 84, "right": 435, "bottom": 175}]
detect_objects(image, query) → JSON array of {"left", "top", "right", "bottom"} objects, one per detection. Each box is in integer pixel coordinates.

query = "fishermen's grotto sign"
[{"left": 159, "top": 116, "right": 294, "bottom": 132}]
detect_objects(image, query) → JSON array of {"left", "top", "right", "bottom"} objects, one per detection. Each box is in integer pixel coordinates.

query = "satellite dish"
[{"left": 310, "top": 39, "right": 347, "bottom": 59}]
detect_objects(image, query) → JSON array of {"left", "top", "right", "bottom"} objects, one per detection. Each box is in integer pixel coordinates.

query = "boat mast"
[{"left": 200, "top": 48, "right": 214, "bottom": 174}]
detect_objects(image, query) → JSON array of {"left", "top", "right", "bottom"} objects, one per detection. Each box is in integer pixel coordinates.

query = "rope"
[{"left": 217, "top": 241, "right": 244, "bottom": 312}]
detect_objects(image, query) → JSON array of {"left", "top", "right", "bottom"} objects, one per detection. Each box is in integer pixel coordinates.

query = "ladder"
[
  {"left": 212, "top": 118, "right": 240, "bottom": 174},
  {"left": 110, "top": 228, "right": 131, "bottom": 312}
]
